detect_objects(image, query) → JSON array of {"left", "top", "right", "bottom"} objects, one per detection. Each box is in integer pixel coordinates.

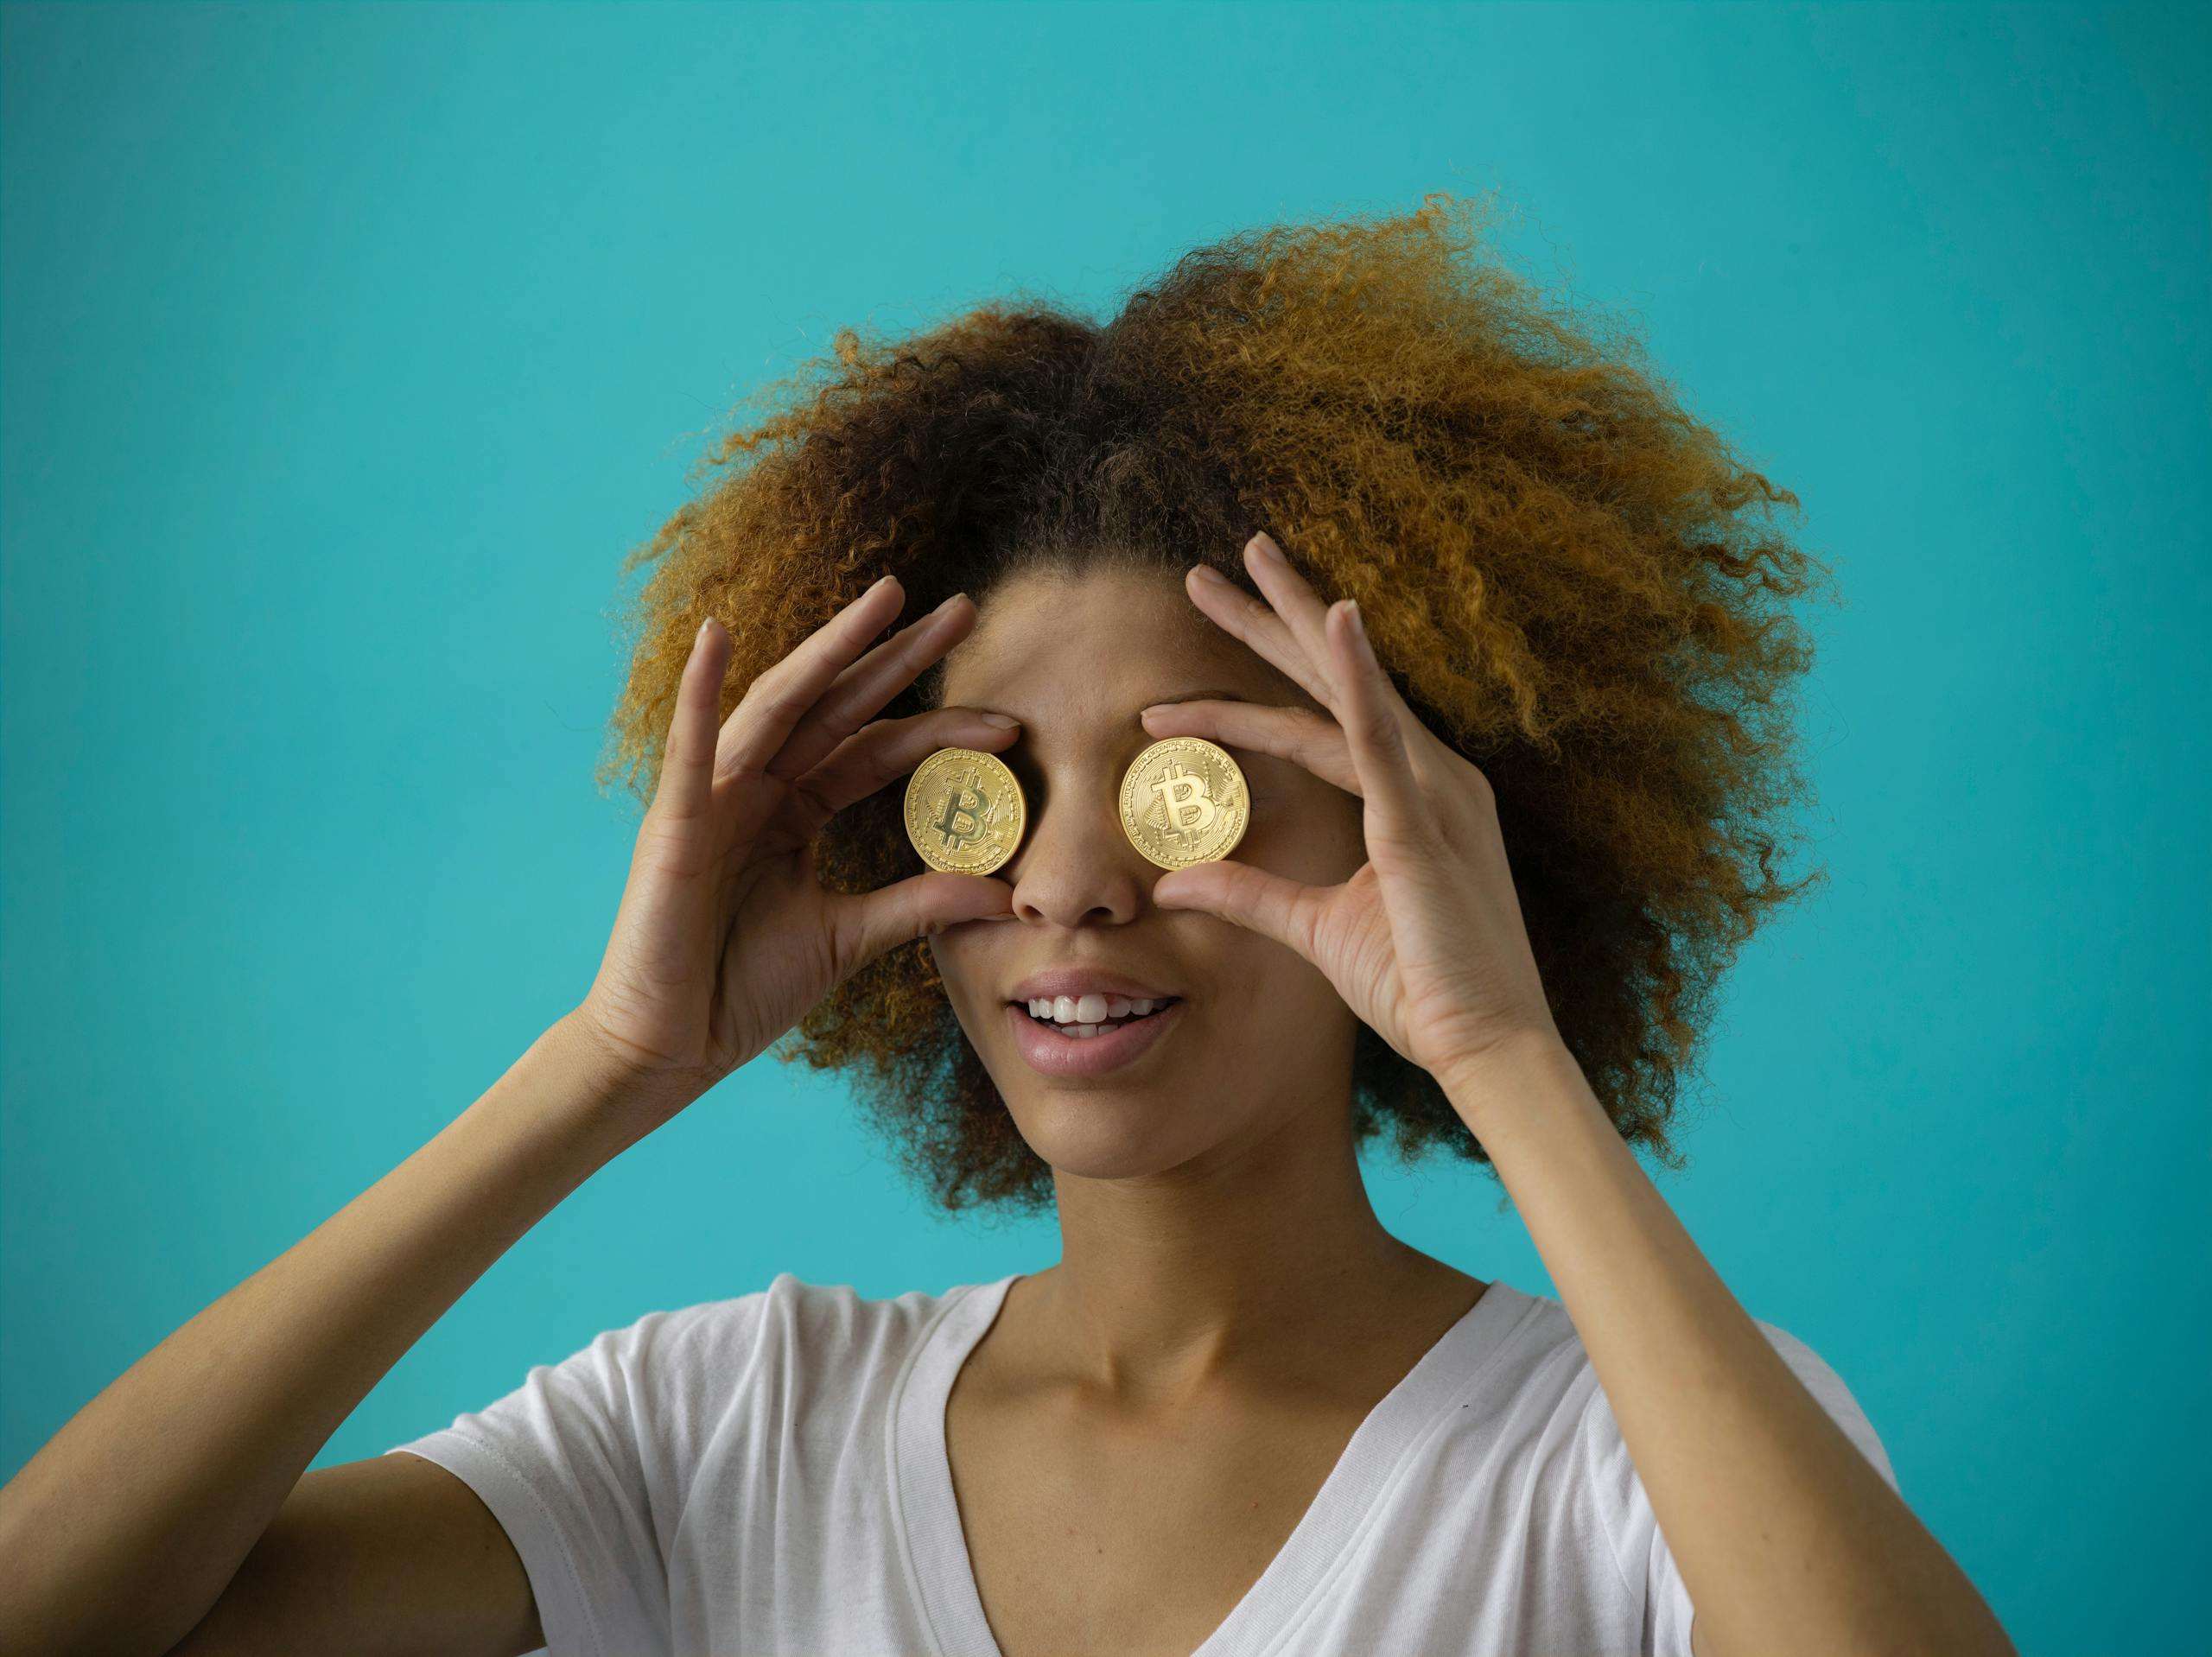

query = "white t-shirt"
[{"left": 386, "top": 1270, "right": 1899, "bottom": 1657}]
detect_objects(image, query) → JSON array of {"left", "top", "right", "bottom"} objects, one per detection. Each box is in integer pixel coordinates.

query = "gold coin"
[
  {"left": 904, "top": 747, "right": 1027, "bottom": 875},
  {"left": 1118, "top": 736, "right": 1249, "bottom": 870}
]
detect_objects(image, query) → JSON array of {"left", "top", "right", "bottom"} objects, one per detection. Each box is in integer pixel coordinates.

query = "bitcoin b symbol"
[
  {"left": 903, "top": 748, "right": 1025, "bottom": 875},
  {"left": 931, "top": 783, "right": 989, "bottom": 852},
  {"left": 1118, "top": 737, "right": 1249, "bottom": 870},
  {"left": 1151, "top": 763, "right": 1218, "bottom": 839}
]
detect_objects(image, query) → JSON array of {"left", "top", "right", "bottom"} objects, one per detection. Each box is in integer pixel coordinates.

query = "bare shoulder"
[{"left": 167, "top": 1452, "right": 540, "bottom": 1657}]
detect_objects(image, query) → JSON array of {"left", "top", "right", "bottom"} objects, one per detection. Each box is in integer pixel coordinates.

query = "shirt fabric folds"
[{"left": 385, "top": 1270, "right": 1898, "bottom": 1657}]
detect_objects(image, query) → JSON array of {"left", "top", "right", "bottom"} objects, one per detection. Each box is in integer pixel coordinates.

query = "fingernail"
[
  {"left": 1191, "top": 563, "right": 1228, "bottom": 585},
  {"left": 979, "top": 712, "right": 1020, "bottom": 728},
  {"left": 1248, "top": 532, "right": 1279, "bottom": 559}
]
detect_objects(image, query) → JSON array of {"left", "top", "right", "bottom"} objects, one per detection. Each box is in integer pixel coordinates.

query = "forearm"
[
  {"left": 0, "top": 1012, "right": 677, "bottom": 1657},
  {"left": 1443, "top": 1034, "right": 2014, "bottom": 1657}
]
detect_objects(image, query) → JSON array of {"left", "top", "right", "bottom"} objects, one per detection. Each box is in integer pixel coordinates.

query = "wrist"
[
  {"left": 545, "top": 1009, "right": 709, "bottom": 1136},
  {"left": 1435, "top": 1025, "right": 1580, "bottom": 1121}
]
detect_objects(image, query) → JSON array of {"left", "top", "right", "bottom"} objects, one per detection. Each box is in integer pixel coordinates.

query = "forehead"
[{"left": 936, "top": 566, "right": 1294, "bottom": 723}]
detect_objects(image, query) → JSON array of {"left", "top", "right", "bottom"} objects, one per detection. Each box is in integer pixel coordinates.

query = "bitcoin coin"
[
  {"left": 1118, "top": 736, "right": 1249, "bottom": 870},
  {"left": 904, "top": 747, "right": 1027, "bottom": 875}
]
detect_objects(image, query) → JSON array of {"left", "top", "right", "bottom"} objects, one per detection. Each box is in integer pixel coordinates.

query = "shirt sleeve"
[
  {"left": 1578, "top": 1317, "right": 1902, "bottom": 1657},
  {"left": 383, "top": 1304, "right": 726, "bottom": 1657}
]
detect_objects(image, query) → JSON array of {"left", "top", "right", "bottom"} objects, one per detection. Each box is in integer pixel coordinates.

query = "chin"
[{"left": 1000, "top": 1085, "right": 1207, "bottom": 1176}]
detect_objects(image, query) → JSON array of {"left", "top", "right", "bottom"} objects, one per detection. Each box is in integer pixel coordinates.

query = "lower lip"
[{"left": 1004, "top": 1000, "right": 1186, "bottom": 1078}]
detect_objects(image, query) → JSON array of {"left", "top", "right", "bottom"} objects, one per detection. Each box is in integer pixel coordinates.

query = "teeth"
[{"left": 1023, "top": 993, "right": 1173, "bottom": 1032}]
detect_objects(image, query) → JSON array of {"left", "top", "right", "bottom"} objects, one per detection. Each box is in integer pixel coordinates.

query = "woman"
[{"left": 0, "top": 195, "right": 2014, "bottom": 1656}]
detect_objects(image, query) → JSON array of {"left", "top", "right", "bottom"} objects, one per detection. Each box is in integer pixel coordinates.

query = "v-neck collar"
[{"left": 887, "top": 1270, "right": 1535, "bottom": 1657}]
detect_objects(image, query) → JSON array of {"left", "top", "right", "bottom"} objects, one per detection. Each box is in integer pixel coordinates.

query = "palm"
[
  {"left": 576, "top": 588, "right": 1025, "bottom": 1101},
  {"left": 1302, "top": 861, "right": 1414, "bottom": 1063},
  {"left": 1145, "top": 536, "right": 1560, "bottom": 1083},
  {"left": 1211, "top": 820, "right": 1522, "bottom": 1081},
  {"left": 702, "top": 841, "right": 834, "bottom": 1072}
]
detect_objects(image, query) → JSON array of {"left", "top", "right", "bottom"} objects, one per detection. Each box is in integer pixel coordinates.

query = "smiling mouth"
[{"left": 1011, "top": 995, "right": 1183, "bottom": 1039}]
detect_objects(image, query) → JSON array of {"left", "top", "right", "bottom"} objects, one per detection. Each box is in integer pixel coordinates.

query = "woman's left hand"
[{"left": 1141, "top": 530, "right": 1562, "bottom": 1089}]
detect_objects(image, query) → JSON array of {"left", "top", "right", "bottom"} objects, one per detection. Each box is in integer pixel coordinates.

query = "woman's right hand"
[{"left": 567, "top": 576, "right": 1021, "bottom": 1114}]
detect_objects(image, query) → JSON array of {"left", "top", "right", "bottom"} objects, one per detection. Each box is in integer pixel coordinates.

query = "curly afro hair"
[{"left": 593, "top": 191, "right": 1834, "bottom": 1218}]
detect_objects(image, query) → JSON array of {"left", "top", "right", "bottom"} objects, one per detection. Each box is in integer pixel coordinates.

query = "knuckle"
[
  {"left": 737, "top": 666, "right": 804, "bottom": 722},
  {"left": 1372, "top": 805, "right": 1444, "bottom": 854},
  {"left": 635, "top": 820, "right": 707, "bottom": 877}
]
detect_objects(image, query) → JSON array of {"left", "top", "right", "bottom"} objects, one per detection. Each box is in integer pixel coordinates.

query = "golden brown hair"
[{"left": 594, "top": 192, "right": 1834, "bottom": 1216}]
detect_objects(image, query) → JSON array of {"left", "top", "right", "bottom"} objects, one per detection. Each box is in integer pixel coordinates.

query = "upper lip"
[{"left": 1007, "top": 968, "right": 1183, "bottom": 1005}]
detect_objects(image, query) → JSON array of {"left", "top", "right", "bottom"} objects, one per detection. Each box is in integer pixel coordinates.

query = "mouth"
[
  {"left": 1008, "top": 993, "right": 1183, "bottom": 1036},
  {"left": 1003, "top": 994, "right": 1186, "bottom": 1078}
]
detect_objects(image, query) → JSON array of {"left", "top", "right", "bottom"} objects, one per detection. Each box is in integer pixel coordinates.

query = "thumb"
[
  {"left": 830, "top": 871, "right": 1017, "bottom": 971},
  {"left": 1151, "top": 860, "right": 1319, "bottom": 958}
]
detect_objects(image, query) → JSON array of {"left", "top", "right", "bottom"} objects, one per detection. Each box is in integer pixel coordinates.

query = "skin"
[
  {"left": 911, "top": 562, "right": 1486, "bottom": 1646},
  {"left": 925, "top": 562, "right": 1468, "bottom": 1295},
  {"left": 924, "top": 537, "right": 2018, "bottom": 1657},
  {"left": 0, "top": 537, "right": 2014, "bottom": 1657},
  {"left": 922, "top": 562, "right": 1494, "bottom": 1654}
]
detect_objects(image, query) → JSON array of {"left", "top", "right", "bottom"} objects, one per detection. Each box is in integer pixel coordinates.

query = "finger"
[
  {"left": 1136, "top": 698, "right": 1362, "bottom": 797},
  {"left": 652, "top": 617, "right": 733, "bottom": 827},
  {"left": 714, "top": 575, "right": 910, "bottom": 781},
  {"left": 827, "top": 868, "right": 1018, "bottom": 974},
  {"left": 1236, "top": 532, "right": 1349, "bottom": 710},
  {"left": 1150, "top": 855, "right": 1332, "bottom": 961},
  {"left": 768, "top": 705, "right": 1023, "bottom": 852},
  {"left": 759, "top": 590, "right": 980, "bottom": 784},
  {"left": 1245, "top": 531, "right": 1446, "bottom": 772},
  {"left": 1327, "top": 599, "right": 1440, "bottom": 853},
  {"left": 1179, "top": 557, "right": 1334, "bottom": 710}
]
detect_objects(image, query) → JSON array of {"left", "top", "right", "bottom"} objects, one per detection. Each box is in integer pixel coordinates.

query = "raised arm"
[
  {"left": 1132, "top": 530, "right": 2017, "bottom": 1657},
  {"left": 1441, "top": 1034, "right": 2014, "bottom": 1657},
  {"left": 0, "top": 1013, "right": 673, "bottom": 1657},
  {"left": 3, "top": 575, "right": 1026, "bottom": 1657}
]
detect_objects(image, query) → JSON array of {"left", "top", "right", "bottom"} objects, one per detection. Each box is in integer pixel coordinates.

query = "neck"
[{"left": 1022, "top": 1093, "right": 1462, "bottom": 1405}]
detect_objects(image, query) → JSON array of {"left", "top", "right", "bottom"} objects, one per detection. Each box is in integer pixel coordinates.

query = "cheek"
[
  {"left": 926, "top": 935, "right": 975, "bottom": 1014},
  {"left": 1237, "top": 790, "right": 1363, "bottom": 886},
  {"left": 1189, "top": 946, "right": 1356, "bottom": 1089}
]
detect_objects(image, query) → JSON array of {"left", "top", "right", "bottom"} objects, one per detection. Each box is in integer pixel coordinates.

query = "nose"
[{"left": 1001, "top": 774, "right": 1159, "bottom": 928}]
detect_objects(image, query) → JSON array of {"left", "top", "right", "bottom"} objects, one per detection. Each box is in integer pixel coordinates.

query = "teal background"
[{"left": 3, "top": 3, "right": 2205, "bottom": 1650}]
